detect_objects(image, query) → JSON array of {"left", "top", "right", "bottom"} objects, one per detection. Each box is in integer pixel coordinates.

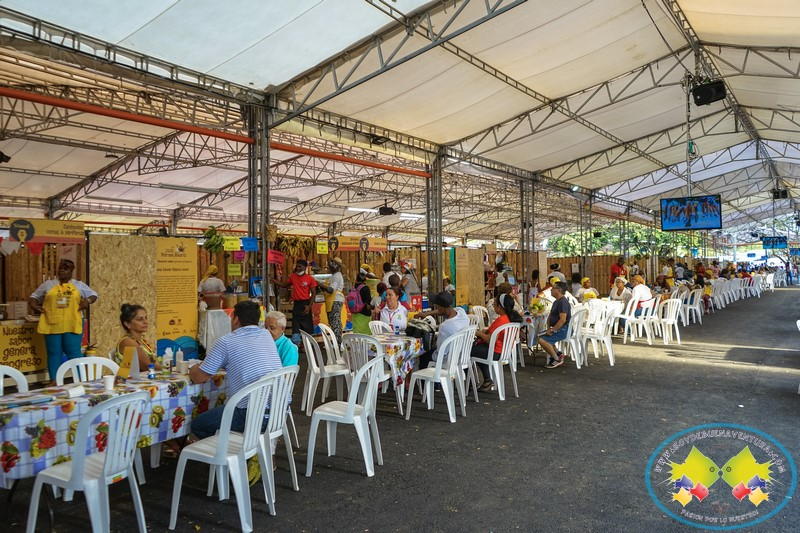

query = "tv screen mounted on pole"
[{"left": 660, "top": 195, "right": 722, "bottom": 231}]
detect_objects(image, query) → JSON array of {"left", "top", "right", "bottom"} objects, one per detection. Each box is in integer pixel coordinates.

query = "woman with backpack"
[{"left": 349, "top": 271, "right": 373, "bottom": 334}]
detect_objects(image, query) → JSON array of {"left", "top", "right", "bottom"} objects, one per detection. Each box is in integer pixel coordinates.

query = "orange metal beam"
[{"left": 0, "top": 87, "right": 431, "bottom": 178}]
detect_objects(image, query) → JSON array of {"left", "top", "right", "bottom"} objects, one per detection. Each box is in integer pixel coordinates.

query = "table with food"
[{"left": 0, "top": 371, "right": 227, "bottom": 486}]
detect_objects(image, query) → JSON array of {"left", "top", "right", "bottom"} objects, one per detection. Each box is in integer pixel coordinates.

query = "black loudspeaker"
[
  {"left": 692, "top": 80, "right": 726, "bottom": 106},
  {"left": 772, "top": 189, "right": 788, "bottom": 200}
]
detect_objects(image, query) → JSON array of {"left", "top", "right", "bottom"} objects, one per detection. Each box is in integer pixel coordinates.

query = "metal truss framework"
[
  {"left": 273, "top": 0, "right": 528, "bottom": 126},
  {"left": 0, "top": 7, "right": 260, "bottom": 103},
  {"left": 0, "top": 6, "right": 797, "bottom": 243},
  {"left": 451, "top": 47, "right": 693, "bottom": 161}
]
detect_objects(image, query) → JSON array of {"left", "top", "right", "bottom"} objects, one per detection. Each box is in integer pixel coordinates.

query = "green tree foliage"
[{"left": 547, "top": 221, "right": 693, "bottom": 257}]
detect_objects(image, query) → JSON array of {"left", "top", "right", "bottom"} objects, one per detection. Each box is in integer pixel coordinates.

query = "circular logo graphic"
[
  {"left": 645, "top": 424, "right": 796, "bottom": 530},
  {"left": 9, "top": 218, "right": 35, "bottom": 243},
  {"left": 328, "top": 236, "right": 339, "bottom": 253}
]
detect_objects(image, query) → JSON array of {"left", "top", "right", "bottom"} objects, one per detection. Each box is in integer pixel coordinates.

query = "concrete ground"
[{"left": 6, "top": 286, "right": 800, "bottom": 532}]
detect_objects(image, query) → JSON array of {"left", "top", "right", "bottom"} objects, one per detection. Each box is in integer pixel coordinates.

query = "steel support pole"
[
  {"left": 520, "top": 179, "right": 534, "bottom": 307},
  {"left": 260, "top": 105, "right": 271, "bottom": 306},
  {"left": 245, "top": 106, "right": 258, "bottom": 297},
  {"left": 426, "top": 148, "right": 444, "bottom": 295}
]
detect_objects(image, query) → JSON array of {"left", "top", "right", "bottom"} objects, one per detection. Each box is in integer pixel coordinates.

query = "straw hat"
[{"left": 330, "top": 257, "right": 344, "bottom": 270}]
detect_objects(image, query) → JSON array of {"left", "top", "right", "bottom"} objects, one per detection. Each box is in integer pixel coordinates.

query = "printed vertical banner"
[{"left": 155, "top": 238, "right": 198, "bottom": 358}]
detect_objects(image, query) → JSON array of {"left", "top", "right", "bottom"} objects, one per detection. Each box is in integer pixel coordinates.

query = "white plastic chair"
[
  {"left": 27, "top": 391, "right": 150, "bottom": 533},
  {"left": 0, "top": 364, "right": 28, "bottom": 395},
  {"left": 205, "top": 366, "right": 300, "bottom": 517},
  {"left": 466, "top": 314, "right": 481, "bottom": 328},
  {"left": 318, "top": 323, "right": 345, "bottom": 365},
  {"left": 305, "top": 357, "right": 383, "bottom": 478},
  {"left": 299, "top": 331, "right": 351, "bottom": 416},
  {"left": 471, "top": 305, "right": 490, "bottom": 329},
  {"left": 368, "top": 320, "right": 393, "bottom": 335},
  {"left": 623, "top": 299, "right": 657, "bottom": 345},
  {"left": 56, "top": 357, "right": 119, "bottom": 385},
  {"left": 405, "top": 328, "right": 475, "bottom": 423},
  {"left": 582, "top": 310, "right": 617, "bottom": 366},
  {"left": 470, "top": 322, "right": 521, "bottom": 400},
  {"left": 342, "top": 333, "right": 402, "bottom": 416},
  {"left": 169, "top": 375, "right": 276, "bottom": 532},
  {"left": 558, "top": 307, "right": 588, "bottom": 369},
  {"left": 565, "top": 292, "right": 580, "bottom": 308},
  {"left": 685, "top": 289, "right": 703, "bottom": 325},
  {"left": 654, "top": 299, "right": 682, "bottom": 345},
  {"left": 765, "top": 273, "right": 775, "bottom": 292}
]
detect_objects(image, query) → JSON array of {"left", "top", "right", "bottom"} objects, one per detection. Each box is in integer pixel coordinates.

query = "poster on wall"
[
  {"left": 7, "top": 218, "right": 85, "bottom": 244},
  {"left": 0, "top": 322, "right": 47, "bottom": 373},
  {"left": 155, "top": 238, "right": 198, "bottom": 358}
]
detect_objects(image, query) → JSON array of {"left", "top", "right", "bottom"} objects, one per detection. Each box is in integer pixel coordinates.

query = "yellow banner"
[
  {"left": 328, "top": 236, "right": 388, "bottom": 252},
  {"left": 227, "top": 263, "right": 242, "bottom": 277},
  {"left": 8, "top": 218, "right": 85, "bottom": 244},
  {"left": 155, "top": 238, "right": 198, "bottom": 355},
  {"left": 223, "top": 236, "right": 241, "bottom": 251},
  {"left": 0, "top": 323, "right": 47, "bottom": 373},
  {"left": 316, "top": 239, "right": 329, "bottom": 255}
]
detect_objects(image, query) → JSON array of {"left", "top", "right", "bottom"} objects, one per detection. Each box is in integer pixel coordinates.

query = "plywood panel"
[{"left": 89, "top": 235, "right": 157, "bottom": 356}]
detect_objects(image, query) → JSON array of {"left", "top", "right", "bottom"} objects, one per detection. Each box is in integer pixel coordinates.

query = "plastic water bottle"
[
  {"left": 147, "top": 364, "right": 156, "bottom": 380},
  {"left": 175, "top": 348, "right": 184, "bottom": 364},
  {"left": 394, "top": 325, "right": 400, "bottom": 335},
  {"left": 162, "top": 349, "right": 173, "bottom": 376}
]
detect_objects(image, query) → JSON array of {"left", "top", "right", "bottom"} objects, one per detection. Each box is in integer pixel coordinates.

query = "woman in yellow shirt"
[{"left": 28, "top": 259, "right": 98, "bottom": 383}]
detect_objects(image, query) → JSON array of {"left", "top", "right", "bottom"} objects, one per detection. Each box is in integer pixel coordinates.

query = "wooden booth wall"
[
  {"left": 89, "top": 235, "right": 157, "bottom": 357},
  {"left": 2, "top": 244, "right": 87, "bottom": 304}
]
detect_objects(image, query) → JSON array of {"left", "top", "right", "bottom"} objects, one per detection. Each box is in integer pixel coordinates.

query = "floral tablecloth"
[
  {"left": 523, "top": 312, "right": 548, "bottom": 349},
  {"left": 0, "top": 373, "right": 227, "bottom": 486},
  {"left": 371, "top": 334, "right": 424, "bottom": 386}
]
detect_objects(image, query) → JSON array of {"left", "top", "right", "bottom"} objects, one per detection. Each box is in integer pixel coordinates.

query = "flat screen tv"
[
  {"left": 762, "top": 236, "right": 787, "bottom": 249},
  {"left": 660, "top": 195, "right": 722, "bottom": 231}
]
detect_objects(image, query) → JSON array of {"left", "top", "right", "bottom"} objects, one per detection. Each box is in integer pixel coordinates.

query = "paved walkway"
[{"left": 6, "top": 287, "right": 800, "bottom": 532}]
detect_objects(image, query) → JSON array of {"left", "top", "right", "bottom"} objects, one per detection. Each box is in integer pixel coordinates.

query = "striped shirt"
[{"left": 200, "top": 325, "right": 281, "bottom": 408}]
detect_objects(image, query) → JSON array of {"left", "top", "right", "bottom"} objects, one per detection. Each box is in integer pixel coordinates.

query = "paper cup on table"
[
  {"left": 66, "top": 385, "right": 86, "bottom": 398},
  {"left": 177, "top": 360, "right": 190, "bottom": 374},
  {"left": 103, "top": 375, "right": 115, "bottom": 391}
]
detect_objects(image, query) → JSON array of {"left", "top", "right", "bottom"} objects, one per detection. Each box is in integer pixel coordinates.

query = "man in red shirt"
[
  {"left": 273, "top": 259, "right": 317, "bottom": 345},
  {"left": 610, "top": 256, "right": 628, "bottom": 288}
]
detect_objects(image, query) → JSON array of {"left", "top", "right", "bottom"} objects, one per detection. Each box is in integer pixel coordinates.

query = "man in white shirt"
[
  {"left": 415, "top": 291, "right": 469, "bottom": 369},
  {"left": 189, "top": 300, "right": 282, "bottom": 439},
  {"left": 548, "top": 263, "right": 566, "bottom": 284}
]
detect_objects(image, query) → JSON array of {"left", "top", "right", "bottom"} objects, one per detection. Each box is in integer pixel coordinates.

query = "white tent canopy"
[{"left": 1, "top": 0, "right": 799, "bottom": 243}]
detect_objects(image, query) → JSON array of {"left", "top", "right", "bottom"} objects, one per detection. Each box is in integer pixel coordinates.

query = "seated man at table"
[
  {"left": 539, "top": 282, "right": 571, "bottom": 369},
  {"left": 264, "top": 310, "right": 298, "bottom": 367},
  {"left": 189, "top": 300, "right": 282, "bottom": 439},
  {"left": 415, "top": 291, "right": 469, "bottom": 370}
]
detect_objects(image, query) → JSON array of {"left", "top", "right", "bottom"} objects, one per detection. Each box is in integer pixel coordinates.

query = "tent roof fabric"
[{"left": 1, "top": 0, "right": 799, "bottom": 243}]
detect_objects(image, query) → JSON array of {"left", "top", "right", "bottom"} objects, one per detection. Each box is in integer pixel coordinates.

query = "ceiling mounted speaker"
[
  {"left": 772, "top": 189, "right": 788, "bottom": 199},
  {"left": 692, "top": 80, "right": 726, "bottom": 106}
]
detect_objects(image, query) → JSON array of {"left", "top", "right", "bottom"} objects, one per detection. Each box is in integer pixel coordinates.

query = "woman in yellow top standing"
[
  {"left": 28, "top": 258, "right": 98, "bottom": 384},
  {"left": 115, "top": 304, "right": 159, "bottom": 370}
]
